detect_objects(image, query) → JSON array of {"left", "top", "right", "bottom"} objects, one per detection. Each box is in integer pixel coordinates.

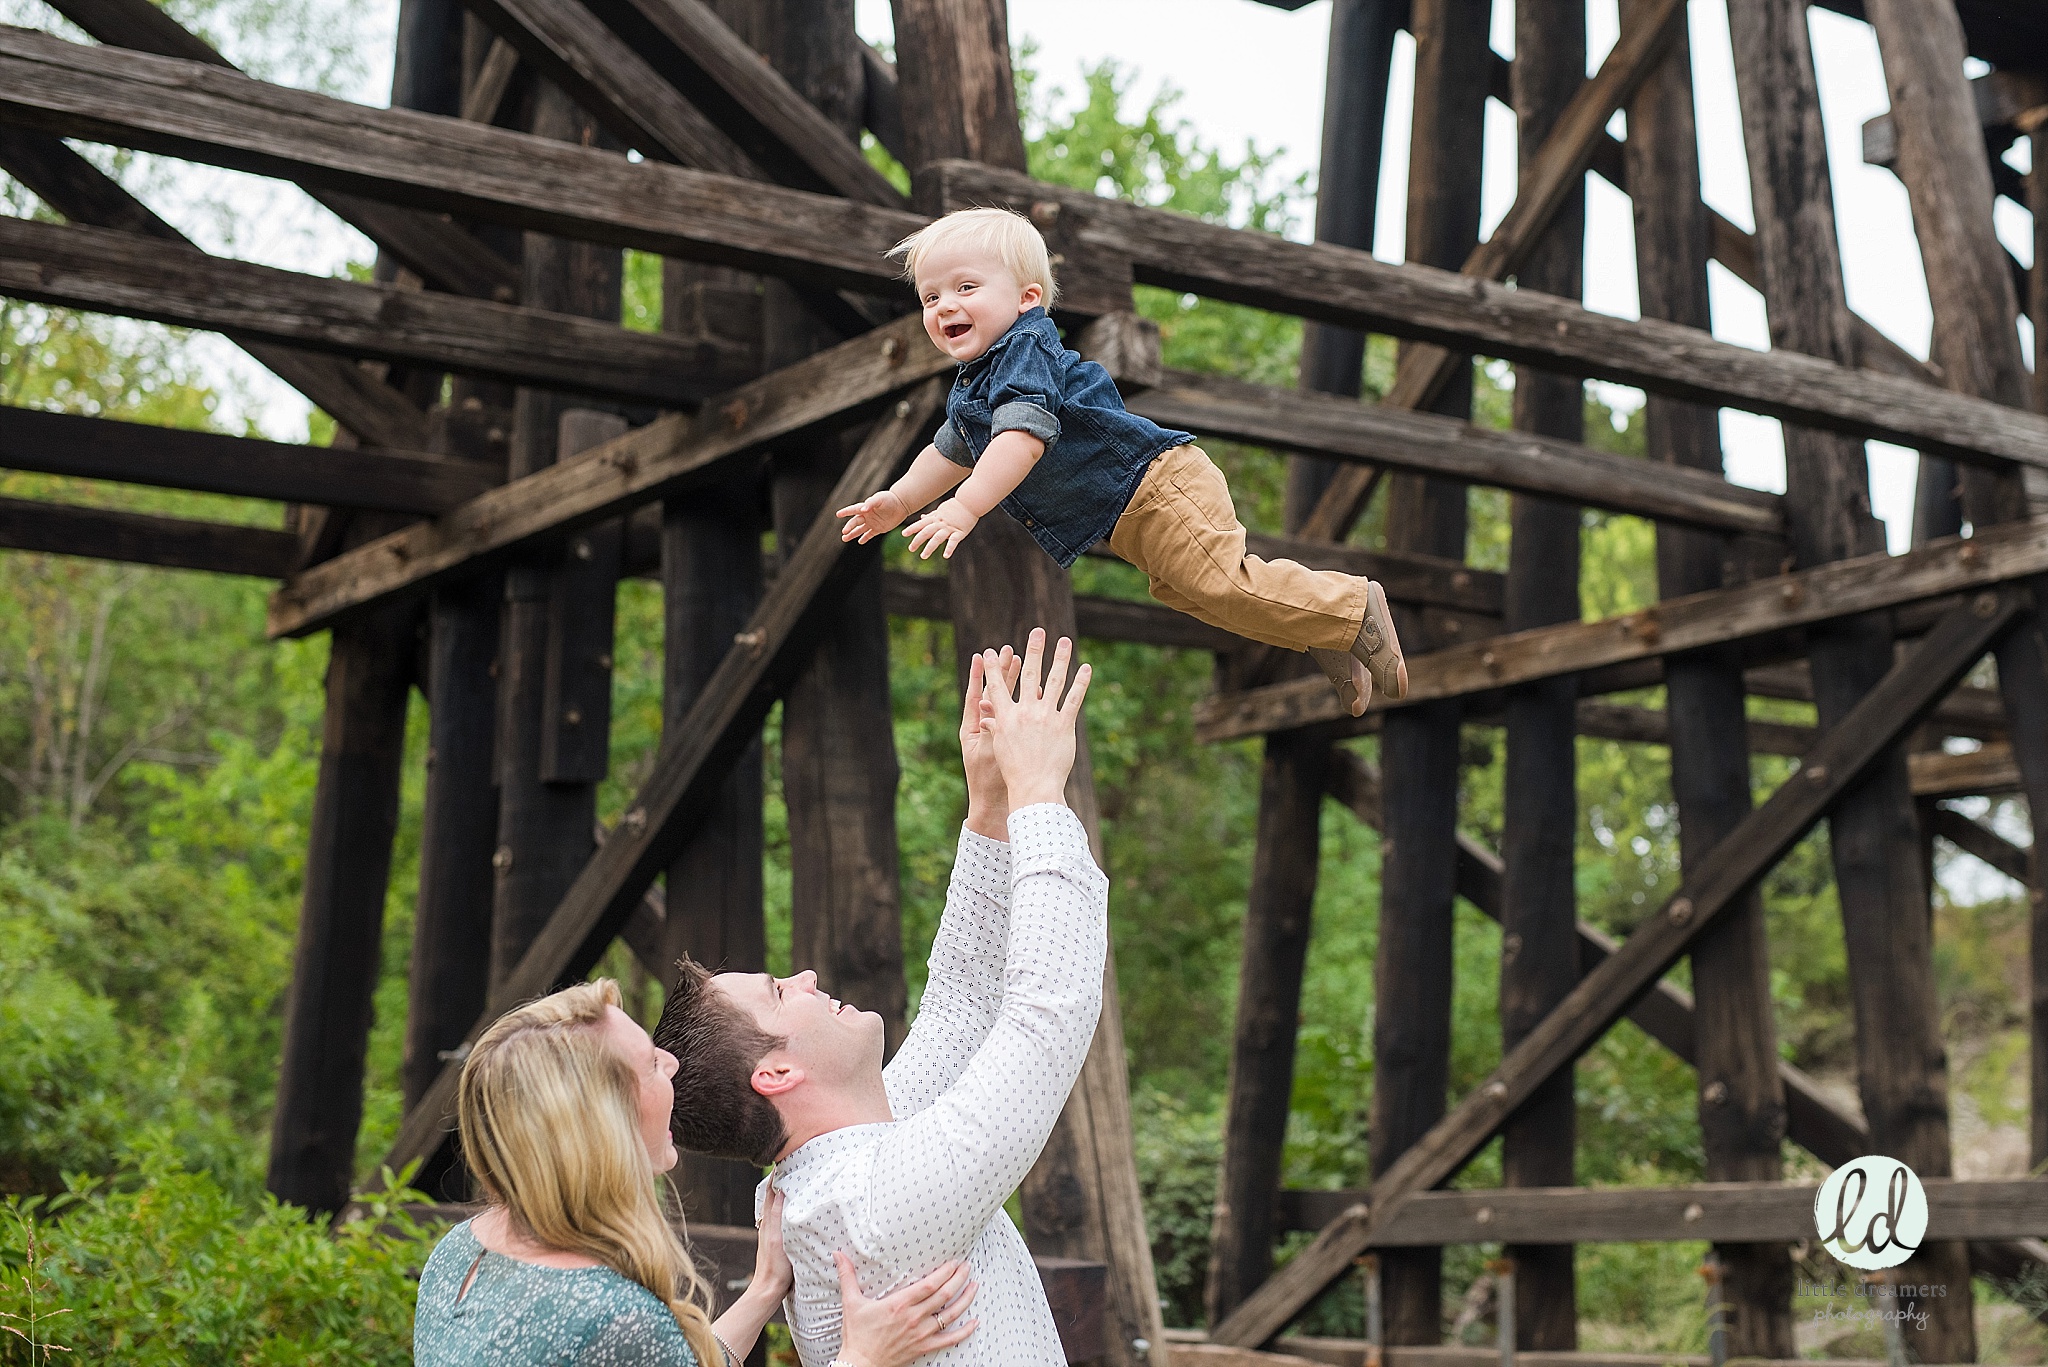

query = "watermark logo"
[{"left": 1815, "top": 1155, "right": 1927, "bottom": 1271}]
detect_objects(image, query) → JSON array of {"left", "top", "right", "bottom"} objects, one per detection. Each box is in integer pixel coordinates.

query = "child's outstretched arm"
[
  {"left": 903, "top": 429, "right": 1045, "bottom": 560},
  {"left": 839, "top": 443, "right": 971, "bottom": 544}
]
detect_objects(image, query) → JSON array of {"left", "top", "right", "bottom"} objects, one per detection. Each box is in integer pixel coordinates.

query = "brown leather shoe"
[
  {"left": 1309, "top": 647, "right": 1370, "bottom": 717},
  {"left": 1350, "top": 580, "right": 1407, "bottom": 700}
]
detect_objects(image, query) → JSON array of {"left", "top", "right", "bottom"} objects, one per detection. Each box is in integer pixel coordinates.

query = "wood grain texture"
[
  {"left": 931, "top": 160, "right": 2048, "bottom": 471},
  {"left": 0, "top": 216, "right": 752, "bottom": 405},
  {"left": 42, "top": 0, "right": 518, "bottom": 299},
  {"left": 375, "top": 382, "right": 943, "bottom": 1192},
  {"left": 267, "top": 312, "right": 946, "bottom": 636},
  {"left": 1195, "top": 520, "right": 2048, "bottom": 743},
  {"left": 0, "top": 406, "right": 491, "bottom": 513},
  {"left": 0, "top": 25, "right": 923, "bottom": 292},
  {"left": 1930, "top": 805, "right": 2031, "bottom": 884},
  {"left": 1210, "top": 590, "right": 2025, "bottom": 1347},
  {"left": 1908, "top": 742, "right": 2024, "bottom": 799},
  {"left": 0, "top": 126, "right": 430, "bottom": 450},
  {"left": 1128, "top": 369, "right": 1783, "bottom": 537},
  {"left": 1265, "top": 1178, "right": 2048, "bottom": 1247},
  {"left": 580, "top": 0, "right": 905, "bottom": 206},
  {"left": 0, "top": 495, "right": 299, "bottom": 576}
]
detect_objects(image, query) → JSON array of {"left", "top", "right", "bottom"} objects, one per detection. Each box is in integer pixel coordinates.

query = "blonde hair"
[
  {"left": 889, "top": 206, "right": 1060, "bottom": 309},
  {"left": 458, "top": 980, "right": 721, "bottom": 1366}
]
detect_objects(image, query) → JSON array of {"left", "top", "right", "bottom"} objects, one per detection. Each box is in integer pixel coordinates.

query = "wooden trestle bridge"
[{"left": 1, "top": 0, "right": 2046, "bottom": 1361}]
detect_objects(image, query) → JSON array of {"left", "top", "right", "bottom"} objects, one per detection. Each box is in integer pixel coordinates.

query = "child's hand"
[
  {"left": 903, "top": 499, "right": 979, "bottom": 560},
  {"left": 838, "top": 490, "right": 909, "bottom": 543}
]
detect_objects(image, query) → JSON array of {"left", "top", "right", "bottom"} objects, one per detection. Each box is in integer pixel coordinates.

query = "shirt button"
[{"left": 1024, "top": 518, "right": 1035, "bottom": 527}]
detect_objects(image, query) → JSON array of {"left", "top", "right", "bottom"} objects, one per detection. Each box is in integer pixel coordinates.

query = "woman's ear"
[{"left": 751, "top": 1057, "right": 804, "bottom": 1098}]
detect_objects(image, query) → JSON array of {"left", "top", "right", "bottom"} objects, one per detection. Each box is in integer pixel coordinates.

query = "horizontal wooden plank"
[
  {"left": 1272, "top": 1178, "right": 2048, "bottom": 1245},
  {"left": 0, "top": 494, "right": 297, "bottom": 576},
  {"left": 932, "top": 160, "right": 2048, "bottom": 470},
  {"left": 1134, "top": 368, "right": 1783, "bottom": 537},
  {"left": 1192, "top": 1340, "right": 1893, "bottom": 1367},
  {"left": 268, "top": 313, "right": 946, "bottom": 636},
  {"left": 0, "top": 26, "right": 923, "bottom": 295},
  {"left": 0, "top": 215, "right": 751, "bottom": 406},
  {"left": 0, "top": 406, "right": 493, "bottom": 513},
  {"left": 1910, "top": 742, "right": 2024, "bottom": 798},
  {"left": 1194, "top": 519, "right": 2048, "bottom": 742}
]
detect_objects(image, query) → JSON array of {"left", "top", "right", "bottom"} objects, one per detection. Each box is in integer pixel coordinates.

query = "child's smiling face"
[{"left": 914, "top": 241, "right": 1044, "bottom": 363}]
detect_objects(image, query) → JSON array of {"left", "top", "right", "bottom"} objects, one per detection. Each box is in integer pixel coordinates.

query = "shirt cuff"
[
  {"left": 991, "top": 400, "right": 1061, "bottom": 448},
  {"left": 1006, "top": 803, "right": 1106, "bottom": 891},
  {"left": 933, "top": 419, "right": 971, "bottom": 465},
  {"left": 953, "top": 825, "right": 1013, "bottom": 904}
]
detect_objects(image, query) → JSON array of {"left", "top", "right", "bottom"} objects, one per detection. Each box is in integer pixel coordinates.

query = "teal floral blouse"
[{"left": 414, "top": 1219, "right": 701, "bottom": 1366}]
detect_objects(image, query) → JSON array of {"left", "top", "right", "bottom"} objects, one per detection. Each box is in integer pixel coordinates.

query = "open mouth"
[{"left": 943, "top": 321, "right": 972, "bottom": 341}]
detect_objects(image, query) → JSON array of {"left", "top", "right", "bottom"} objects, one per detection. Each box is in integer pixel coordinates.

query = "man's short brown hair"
[{"left": 653, "top": 956, "right": 789, "bottom": 1166}]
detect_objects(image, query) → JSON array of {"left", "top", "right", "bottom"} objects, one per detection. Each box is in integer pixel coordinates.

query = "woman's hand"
[
  {"left": 750, "top": 1186, "right": 793, "bottom": 1303},
  {"left": 902, "top": 498, "right": 979, "bottom": 560},
  {"left": 833, "top": 1252, "right": 978, "bottom": 1367},
  {"left": 839, "top": 489, "right": 910, "bottom": 544}
]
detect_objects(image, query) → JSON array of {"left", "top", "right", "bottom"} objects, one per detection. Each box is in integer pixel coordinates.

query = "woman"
[{"left": 416, "top": 979, "right": 978, "bottom": 1365}]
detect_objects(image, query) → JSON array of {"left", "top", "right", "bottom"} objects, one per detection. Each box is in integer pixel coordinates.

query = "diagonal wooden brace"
[
  {"left": 376, "top": 380, "right": 945, "bottom": 1181},
  {"left": 1211, "top": 585, "right": 2028, "bottom": 1348}
]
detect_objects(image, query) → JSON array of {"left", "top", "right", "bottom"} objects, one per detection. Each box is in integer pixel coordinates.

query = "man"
[{"left": 655, "top": 630, "right": 1104, "bottom": 1366}]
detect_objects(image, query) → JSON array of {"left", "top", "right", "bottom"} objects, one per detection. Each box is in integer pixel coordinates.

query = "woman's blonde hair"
[
  {"left": 458, "top": 980, "right": 721, "bottom": 1366},
  {"left": 889, "top": 205, "right": 1060, "bottom": 308}
]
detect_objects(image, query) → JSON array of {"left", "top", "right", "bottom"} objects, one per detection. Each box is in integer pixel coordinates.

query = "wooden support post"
[
  {"left": 267, "top": 586, "right": 415, "bottom": 1214},
  {"left": 1371, "top": 0, "right": 1489, "bottom": 1341},
  {"left": 1622, "top": 1, "right": 1792, "bottom": 1352},
  {"left": 1498, "top": 4, "right": 1584, "bottom": 1346},
  {"left": 403, "top": 394, "right": 509, "bottom": 1193},
  {"left": 890, "top": 4, "right": 1165, "bottom": 1363},
  {"left": 1212, "top": 589, "right": 2025, "bottom": 1348},
  {"left": 738, "top": 0, "right": 910, "bottom": 1055},
  {"left": 1207, "top": 0, "right": 1400, "bottom": 1327},
  {"left": 1727, "top": 2, "right": 1973, "bottom": 1354},
  {"left": 491, "top": 86, "right": 625, "bottom": 986},
  {"left": 1862, "top": 0, "right": 2048, "bottom": 1204}
]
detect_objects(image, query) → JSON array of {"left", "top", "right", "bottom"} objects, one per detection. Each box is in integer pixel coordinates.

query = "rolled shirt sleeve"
[
  {"left": 934, "top": 417, "right": 971, "bottom": 465},
  {"left": 986, "top": 337, "right": 1065, "bottom": 450}
]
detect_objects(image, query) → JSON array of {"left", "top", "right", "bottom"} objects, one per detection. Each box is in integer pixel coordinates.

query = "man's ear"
[
  {"left": 751, "top": 1055, "right": 804, "bottom": 1099},
  {"left": 1018, "top": 281, "right": 1044, "bottom": 311}
]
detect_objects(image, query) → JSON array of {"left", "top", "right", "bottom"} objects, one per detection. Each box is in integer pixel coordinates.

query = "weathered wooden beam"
[
  {"left": 1909, "top": 742, "right": 2024, "bottom": 800},
  {"left": 0, "top": 126, "right": 430, "bottom": 451},
  {"left": 1930, "top": 804, "right": 2031, "bottom": 884},
  {"left": 578, "top": 0, "right": 907, "bottom": 207},
  {"left": 266, "top": 312, "right": 946, "bottom": 636},
  {"left": 0, "top": 495, "right": 299, "bottom": 576},
  {"left": 1194, "top": 520, "right": 2048, "bottom": 743},
  {"left": 461, "top": 38, "right": 521, "bottom": 125},
  {"left": 0, "top": 406, "right": 492, "bottom": 513},
  {"left": 1268, "top": 1178, "right": 2048, "bottom": 1247},
  {"left": 1210, "top": 588, "right": 2026, "bottom": 1348},
  {"left": 376, "top": 380, "right": 942, "bottom": 1184},
  {"left": 0, "top": 26, "right": 923, "bottom": 293},
  {"left": 0, "top": 215, "right": 751, "bottom": 407},
  {"left": 931, "top": 159, "right": 2048, "bottom": 473},
  {"left": 1323, "top": 748, "right": 1873, "bottom": 1175},
  {"left": 1129, "top": 369, "right": 1783, "bottom": 538},
  {"left": 1296, "top": 0, "right": 1685, "bottom": 544},
  {"left": 40, "top": 0, "right": 518, "bottom": 300}
]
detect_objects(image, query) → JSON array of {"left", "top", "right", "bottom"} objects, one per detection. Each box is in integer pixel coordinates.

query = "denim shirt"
[{"left": 933, "top": 308, "right": 1192, "bottom": 567}]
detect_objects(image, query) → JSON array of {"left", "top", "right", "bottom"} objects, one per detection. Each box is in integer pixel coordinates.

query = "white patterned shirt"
[{"left": 760, "top": 804, "right": 1108, "bottom": 1367}]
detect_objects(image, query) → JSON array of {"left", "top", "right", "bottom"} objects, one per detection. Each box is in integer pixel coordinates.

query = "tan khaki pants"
[{"left": 1107, "top": 444, "right": 1367, "bottom": 652}]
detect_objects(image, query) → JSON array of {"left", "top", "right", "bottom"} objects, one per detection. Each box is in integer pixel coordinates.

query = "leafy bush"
[{"left": 0, "top": 1142, "right": 438, "bottom": 1365}]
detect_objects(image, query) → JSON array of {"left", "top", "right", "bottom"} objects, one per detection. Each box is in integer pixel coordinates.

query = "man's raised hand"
[
  {"left": 960, "top": 646, "right": 1019, "bottom": 841},
  {"left": 981, "top": 629, "right": 1091, "bottom": 811}
]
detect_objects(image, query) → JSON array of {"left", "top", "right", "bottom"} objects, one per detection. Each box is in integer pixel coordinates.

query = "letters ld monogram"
[{"left": 1814, "top": 1156, "right": 1928, "bottom": 1271}]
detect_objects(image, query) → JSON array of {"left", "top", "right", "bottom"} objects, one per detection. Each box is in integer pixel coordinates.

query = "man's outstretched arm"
[
  {"left": 885, "top": 649, "right": 1021, "bottom": 1119},
  {"left": 865, "top": 635, "right": 1105, "bottom": 1258}
]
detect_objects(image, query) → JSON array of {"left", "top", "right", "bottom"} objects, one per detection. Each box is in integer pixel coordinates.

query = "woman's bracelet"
[{"left": 712, "top": 1332, "right": 739, "bottom": 1367}]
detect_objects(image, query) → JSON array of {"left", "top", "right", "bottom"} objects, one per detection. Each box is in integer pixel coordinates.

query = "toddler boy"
[{"left": 838, "top": 207, "right": 1405, "bottom": 714}]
